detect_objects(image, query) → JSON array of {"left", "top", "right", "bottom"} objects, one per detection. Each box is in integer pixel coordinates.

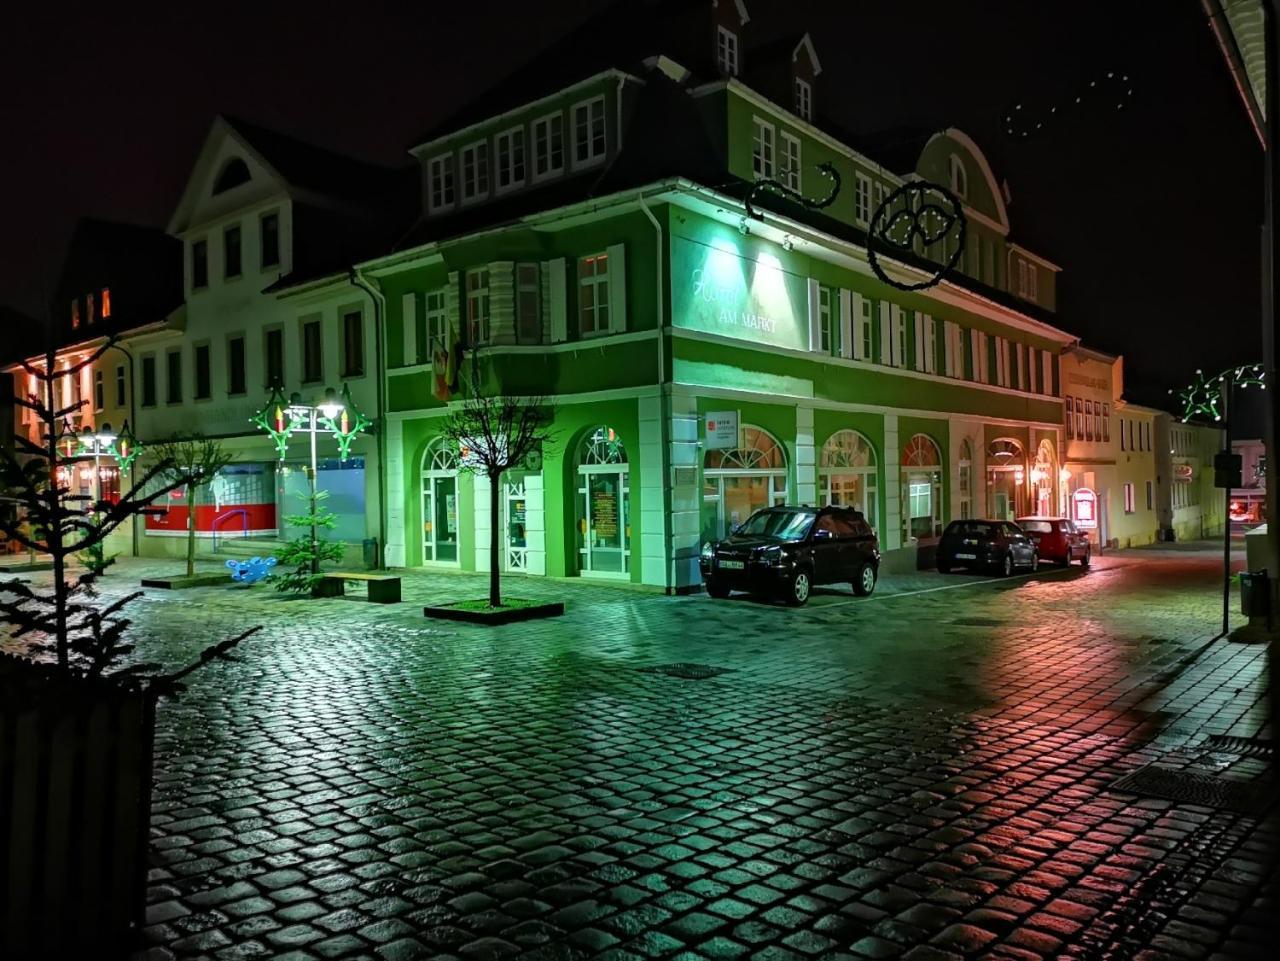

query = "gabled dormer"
[
  {"left": 743, "top": 32, "right": 821, "bottom": 124},
  {"left": 713, "top": 0, "right": 751, "bottom": 77}
]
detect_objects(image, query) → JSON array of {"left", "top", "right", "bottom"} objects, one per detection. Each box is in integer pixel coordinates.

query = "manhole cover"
[
  {"left": 640, "top": 663, "right": 731, "bottom": 680},
  {"left": 951, "top": 617, "right": 1005, "bottom": 628},
  {"left": 1205, "top": 735, "right": 1275, "bottom": 759},
  {"left": 1110, "top": 764, "right": 1275, "bottom": 816}
]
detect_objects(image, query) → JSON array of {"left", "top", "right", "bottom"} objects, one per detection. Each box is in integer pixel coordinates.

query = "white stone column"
[
  {"left": 795, "top": 406, "right": 817, "bottom": 506},
  {"left": 524, "top": 473, "right": 546, "bottom": 575},
  {"left": 669, "top": 392, "right": 702, "bottom": 590},
  {"left": 384, "top": 419, "right": 406, "bottom": 567},
  {"left": 474, "top": 474, "right": 491, "bottom": 573},
  {"left": 883, "top": 414, "right": 901, "bottom": 550}
]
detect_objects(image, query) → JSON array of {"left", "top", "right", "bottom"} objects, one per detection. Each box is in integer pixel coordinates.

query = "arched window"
[
  {"left": 820, "top": 430, "right": 878, "bottom": 529},
  {"left": 703, "top": 425, "right": 788, "bottom": 542},
  {"left": 901, "top": 433, "right": 942, "bottom": 541},
  {"left": 986, "top": 437, "right": 1025, "bottom": 520},
  {"left": 577, "top": 427, "right": 630, "bottom": 577},
  {"left": 420, "top": 437, "right": 459, "bottom": 564},
  {"left": 1032, "top": 439, "right": 1057, "bottom": 517},
  {"left": 213, "top": 157, "right": 251, "bottom": 195}
]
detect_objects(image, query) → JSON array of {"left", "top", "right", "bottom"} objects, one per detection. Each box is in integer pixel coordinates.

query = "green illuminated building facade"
[{"left": 306, "top": 0, "right": 1078, "bottom": 589}]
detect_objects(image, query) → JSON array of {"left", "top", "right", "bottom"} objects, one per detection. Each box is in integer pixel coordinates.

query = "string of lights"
[
  {"left": 1003, "top": 71, "right": 1134, "bottom": 141},
  {"left": 1170, "top": 363, "right": 1266, "bottom": 423},
  {"left": 867, "top": 181, "right": 966, "bottom": 292},
  {"left": 744, "top": 161, "right": 841, "bottom": 222}
]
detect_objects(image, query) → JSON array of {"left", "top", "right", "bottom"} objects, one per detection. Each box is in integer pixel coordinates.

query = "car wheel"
[
  {"left": 1001, "top": 553, "right": 1013, "bottom": 577},
  {"left": 1081, "top": 548, "right": 1091, "bottom": 568},
  {"left": 937, "top": 560, "right": 951, "bottom": 574},
  {"left": 853, "top": 561, "right": 877, "bottom": 597},
  {"left": 1030, "top": 552, "right": 1039, "bottom": 573},
  {"left": 785, "top": 569, "right": 812, "bottom": 606},
  {"left": 705, "top": 577, "right": 731, "bottom": 599}
]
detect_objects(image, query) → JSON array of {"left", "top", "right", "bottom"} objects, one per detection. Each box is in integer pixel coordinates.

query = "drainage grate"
[
  {"left": 1205, "top": 735, "right": 1275, "bottom": 759},
  {"left": 639, "top": 662, "right": 731, "bottom": 680},
  {"left": 1110, "top": 764, "right": 1275, "bottom": 816}
]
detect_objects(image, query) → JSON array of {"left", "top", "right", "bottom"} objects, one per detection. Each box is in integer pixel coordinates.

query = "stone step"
[{"left": 215, "top": 538, "right": 288, "bottom": 557}]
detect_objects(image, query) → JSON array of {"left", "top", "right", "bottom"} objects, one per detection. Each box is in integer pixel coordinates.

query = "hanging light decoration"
[
  {"left": 320, "top": 383, "right": 372, "bottom": 462},
  {"left": 1171, "top": 364, "right": 1267, "bottom": 423},
  {"left": 250, "top": 386, "right": 306, "bottom": 460}
]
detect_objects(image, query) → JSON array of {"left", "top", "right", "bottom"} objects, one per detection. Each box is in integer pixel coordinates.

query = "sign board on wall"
[
  {"left": 1174, "top": 464, "right": 1194, "bottom": 483},
  {"left": 705, "top": 411, "right": 739, "bottom": 450},
  {"left": 670, "top": 233, "right": 809, "bottom": 351},
  {"left": 1072, "top": 487, "right": 1098, "bottom": 529}
]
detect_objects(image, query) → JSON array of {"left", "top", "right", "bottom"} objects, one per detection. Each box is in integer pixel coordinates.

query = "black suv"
[{"left": 700, "top": 506, "right": 881, "bottom": 606}]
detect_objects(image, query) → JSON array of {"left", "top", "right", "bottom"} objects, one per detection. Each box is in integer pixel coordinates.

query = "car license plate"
[
  {"left": 955, "top": 553, "right": 977, "bottom": 560},
  {"left": 718, "top": 559, "right": 745, "bottom": 570}
]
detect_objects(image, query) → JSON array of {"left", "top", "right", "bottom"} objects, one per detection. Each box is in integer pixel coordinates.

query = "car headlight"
[
  {"left": 759, "top": 546, "right": 785, "bottom": 566},
  {"left": 700, "top": 542, "right": 715, "bottom": 559}
]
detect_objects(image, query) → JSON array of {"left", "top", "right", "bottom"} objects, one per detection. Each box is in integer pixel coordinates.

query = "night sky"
[{"left": 0, "top": 1, "right": 1264, "bottom": 420}]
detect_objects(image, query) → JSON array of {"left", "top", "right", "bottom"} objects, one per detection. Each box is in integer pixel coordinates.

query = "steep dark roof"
[
  {"left": 0, "top": 304, "right": 44, "bottom": 367},
  {"left": 223, "top": 114, "right": 409, "bottom": 203},
  {"left": 410, "top": 0, "right": 717, "bottom": 149}
]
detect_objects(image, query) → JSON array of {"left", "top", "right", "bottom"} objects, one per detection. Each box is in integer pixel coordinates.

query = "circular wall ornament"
[{"left": 867, "top": 181, "right": 967, "bottom": 292}]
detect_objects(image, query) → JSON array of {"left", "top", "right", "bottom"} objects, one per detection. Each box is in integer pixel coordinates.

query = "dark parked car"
[
  {"left": 700, "top": 505, "right": 880, "bottom": 606},
  {"left": 1015, "top": 516, "right": 1091, "bottom": 566},
  {"left": 937, "top": 519, "right": 1038, "bottom": 576}
]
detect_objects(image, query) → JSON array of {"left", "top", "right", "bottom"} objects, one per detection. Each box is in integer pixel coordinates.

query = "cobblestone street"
[{"left": 6, "top": 547, "right": 1277, "bottom": 961}]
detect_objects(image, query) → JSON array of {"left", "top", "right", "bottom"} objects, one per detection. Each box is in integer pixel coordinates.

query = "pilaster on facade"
[
  {"left": 795, "top": 406, "right": 817, "bottom": 506},
  {"left": 669, "top": 391, "right": 702, "bottom": 590},
  {"left": 384, "top": 418, "right": 406, "bottom": 567}
]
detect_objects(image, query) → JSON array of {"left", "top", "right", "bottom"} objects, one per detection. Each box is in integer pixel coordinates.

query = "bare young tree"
[
  {"left": 438, "top": 391, "right": 552, "bottom": 607},
  {"left": 152, "top": 436, "right": 235, "bottom": 577}
]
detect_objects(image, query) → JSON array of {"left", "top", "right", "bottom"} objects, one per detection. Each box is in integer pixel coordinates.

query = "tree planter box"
[
  {"left": 423, "top": 599, "right": 565, "bottom": 625},
  {"left": 0, "top": 653, "right": 156, "bottom": 959},
  {"left": 140, "top": 572, "right": 233, "bottom": 589}
]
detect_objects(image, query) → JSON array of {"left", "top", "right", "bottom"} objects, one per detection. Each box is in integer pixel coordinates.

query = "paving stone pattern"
[{"left": 5, "top": 549, "right": 1278, "bottom": 960}]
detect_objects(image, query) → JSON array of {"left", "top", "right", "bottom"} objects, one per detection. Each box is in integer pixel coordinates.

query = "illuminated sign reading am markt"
[{"left": 671, "top": 232, "right": 809, "bottom": 352}]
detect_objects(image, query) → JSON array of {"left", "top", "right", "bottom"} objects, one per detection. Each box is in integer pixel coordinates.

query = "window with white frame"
[
  {"left": 1066, "top": 398, "right": 1075, "bottom": 439},
  {"left": 794, "top": 78, "right": 812, "bottom": 120},
  {"left": 818, "top": 286, "right": 832, "bottom": 354},
  {"left": 949, "top": 154, "right": 967, "bottom": 198},
  {"left": 1017, "top": 259, "right": 1028, "bottom": 297},
  {"left": 780, "top": 132, "right": 801, "bottom": 191},
  {"left": 1146, "top": 480, "right": 1154, "bottom": 510},
  {"left": 717, "top": 26, "right": 739, "bottom": 75},
  {"left": 857, "top": 297, "right": 874, "bottom": 361},
  {"left": 579, "top": 253, "right": 611, "bottom": 336},
  {"left": 516, "top": 263, "right": 541, "bottom": 344},
  {"left": 1084, "top": 400, "right": 1094, "bottom": 441},
  {"left": 893, "top": 308, "right": 907, "bottom": 368},
  {"left": 532, "top": 113, "right": 564, "bottom": 179},
  {"left": 425, "top": 290, "right": 447, "bottom": 358},
  {"left": 572, "top": 97, "right": 606, "bottom": 167},
  {"left": 1028, "top": 263, "right": 1038, "bottom": 301},
  {"left": 1124, "top": 482, "right": 1135, "bottom": 514},
  {"left": 466, "top": 268, "right": 490, "bottom": 345},
  {"left": 751, "top": 118, "right": 774, "bottom": 179},
  {"left": 1102, "top": 403, "right": 1110, "bottom": 441},
  {"left": 854, "top": 173, "right": 872, "bottom": 226},
  {"left": 460, "top": 142, "right": 489, "bottom": 202},
  {"left": 428, "top": 155, "right": 455, "bottom": 211},
  {"left": 495, "top": 127, "right": 526, "bottom": 191}
]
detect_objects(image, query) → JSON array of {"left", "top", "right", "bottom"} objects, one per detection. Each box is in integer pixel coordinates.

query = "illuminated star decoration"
[
  {"left": 250, "top": 386, "right": 307, "bottom": 460},
  {"left": 1171, "top": 364, "right": 1267, "bottom": 423},
  {"left": 745, "top": 161, "right": 841, "bottom": 222},
  {"left": 867, "top": 181, "right": 967, "bottom": 292},
  {"left": 1003, "top": 71, "right": 1134, "bottom": 141},
  {"left": 319, "top": 383, "right": 372, "bottom": 461}
]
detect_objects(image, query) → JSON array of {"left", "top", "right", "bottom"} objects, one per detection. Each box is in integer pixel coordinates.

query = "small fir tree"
[
  {"left": 152, "top": 436, "right": 235, "bottom": 577},
  {"left": 0, "top": 333, "right": 258, "bottom": 683},
  {"left": 274, "top": 488, "right": 345, "bottom": 594}
]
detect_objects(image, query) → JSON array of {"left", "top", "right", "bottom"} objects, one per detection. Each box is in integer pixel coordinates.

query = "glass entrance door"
[
  {"left": 578, "top": 468, "right": 629, "bottom": 575},
  {"left": 505, "top": 475, "right": 528, "bottom": 572},
  {"left": 421, "top": 474, "right": 458, "bottom": 563}
]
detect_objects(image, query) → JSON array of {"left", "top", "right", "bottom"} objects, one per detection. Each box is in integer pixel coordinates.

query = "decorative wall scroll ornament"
[
  {"left": 744, "top": 161, "right": 841, "bottom": 222},
  {"left": 1003, "top": 71, "right": 1134, "bottom": 142},
  {"left": 867, "top": 181, "right": 967, "bottom": 292},
  {"left": 1171, "top": 364, "right": 1266, "bottom": 423}
]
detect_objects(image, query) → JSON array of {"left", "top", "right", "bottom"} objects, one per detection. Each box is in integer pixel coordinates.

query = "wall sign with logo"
[
  {"left": 704, "top": 410, "right": 739, "bottom": 450},
  {"left": 1072, "top": 487, "right": 1098, "bottom": 529},
  {"left": 671, "top": 232, "right": 809, "bottom": 351},
  {"left": 1173, "top": 463, "right": 1194, "bottom": 483}
]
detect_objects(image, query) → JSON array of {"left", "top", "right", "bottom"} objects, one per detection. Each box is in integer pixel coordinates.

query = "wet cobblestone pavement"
[{"left": 5, "top": 548, "right": 1277, "bottom": 960}]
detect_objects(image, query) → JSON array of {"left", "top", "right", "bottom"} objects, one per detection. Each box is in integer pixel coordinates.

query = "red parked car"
[{"left": 1015, "top": 517, "right": 1091, "bottom": 566}]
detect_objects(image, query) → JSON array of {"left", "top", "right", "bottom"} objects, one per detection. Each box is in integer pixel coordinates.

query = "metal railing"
[{"left": 210, "top": 509, "right": 248, "bottom": 553}]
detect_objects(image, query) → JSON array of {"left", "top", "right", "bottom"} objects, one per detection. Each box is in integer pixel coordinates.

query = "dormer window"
[
  {"left": 71, "top": 300, "right": 81, "bottom": 330},
  {"left": 461, "top": 142, "right": 490, "bottom": 203},
  {"left": 948, "top": 154, "right": 967, "bottom": 199},
  {"left": 428, "top": 155, "right": 456, "bottom": 210},
  {"left": 794, "top": 78, "right": 812, "bottom": 121},
  {"left": 717, "top": 26, "right": 739, "bottom": 76},
  {"left": 495, "top": 127, "right": 526, "bottom": 192},
  {"left": 212, "top": 157, "right": 251, "bottom": 195}
]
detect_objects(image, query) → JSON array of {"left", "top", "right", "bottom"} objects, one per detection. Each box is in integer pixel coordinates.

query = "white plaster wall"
[{"left": 795, "top": 406, "right": 817, "bottom": 506}]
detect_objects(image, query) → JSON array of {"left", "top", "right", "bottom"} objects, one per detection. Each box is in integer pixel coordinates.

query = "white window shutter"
[
  {"left": 548, "top": 258, "right": 567, "bottom": 343},
  {"left": 891, "top": 305, "right": 905, "bottom": 367},
  {"left": 851, "top": 293, "right": 866, "bottom": 360},
  {"left": 913, "top": 312, "right": 925, "bottom": 371},
  {"left": 878, "top": 301, "right": 891, "bottom": 365},
  {"left": 401, "top": 292, "right": 418, "bottom": 367},
  {"left": 924, "top": 315, "right": 936, "bottom": 374},
  {"left": 540, "top": 262, "right": 552, "bottom": 342},
  {"left": 606, "top": 243, "right": 626, "bottom": 332},
  {"left": 838, "top": 289, "right": 853, "bottom": 359},
  {"left": 1042, "top": 351, "right": 1053, "bottom": 395},
  {"left": 446, "top": 271, "right": 460, "bottom": 348},
  {"left": 1029, "top": 348, "right": 1038, "bottom": 393},
  {"left": 488, "top": 261, "right": 515, "bottom": 344},
  {"left": 807, "top": 278, "right": 821, "bottom": 352}
]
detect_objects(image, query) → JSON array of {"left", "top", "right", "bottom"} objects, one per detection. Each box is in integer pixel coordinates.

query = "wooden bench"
[{"left": 313, "top": 572, "right": 402, "bottom": 603}]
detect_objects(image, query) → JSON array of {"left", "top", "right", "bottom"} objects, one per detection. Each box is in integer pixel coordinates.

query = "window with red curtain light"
[{"left": 101, "top": 288, "right": 111, "bottom": 318}]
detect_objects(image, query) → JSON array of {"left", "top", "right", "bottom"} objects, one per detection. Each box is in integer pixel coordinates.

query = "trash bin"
[
  {"left": 362, "top": 537, "right": 379, "bottom": 569},
  {"left": 1240, "top": 570, "right": 1269, "bottom": 617}
]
